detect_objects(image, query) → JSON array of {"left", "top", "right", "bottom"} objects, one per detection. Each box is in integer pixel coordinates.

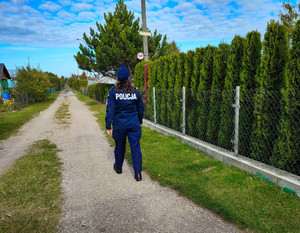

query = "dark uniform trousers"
[{"left": 113, "top": 126, "right": 142, "bottom": 172}]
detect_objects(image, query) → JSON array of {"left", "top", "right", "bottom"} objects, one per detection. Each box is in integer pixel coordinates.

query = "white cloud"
[
  {"left": 39, "top": 1, "right": 62, "bottom": 12},
  {"left": 77, "top": 12, "right": 97, "bottom": 21},
  {"left": 0, "top": 0, "right": 285, "bottom": 48},
  {"left": 11, "top": 0, "right": 30, "bottom": 5},
  {"left": 173, "top": 2, "right": 195, "bottom": 12},
  {"left": 58, "top": 0, "right": 73, "bottom": 6},
  {"left": 56, "top": 10, "right": 76, "bottom": 23},
  {"left": 71, "top": 3, "right": 93, "bottom": 12}
]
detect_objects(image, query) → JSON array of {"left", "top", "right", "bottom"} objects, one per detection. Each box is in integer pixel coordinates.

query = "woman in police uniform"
[{"left": 105, "top": 64, "right": 144, "bottom": 181}]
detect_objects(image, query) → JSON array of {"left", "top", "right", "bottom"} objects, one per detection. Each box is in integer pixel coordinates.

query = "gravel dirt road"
[{"left": 0, "top": 88, "right": 242, "bottom": 233}]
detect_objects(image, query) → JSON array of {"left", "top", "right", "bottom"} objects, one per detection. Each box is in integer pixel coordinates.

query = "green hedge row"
[
  {"left": 134, "top": 19, "right": 299, "bottom": 176},
  {"left": 87, "top": 83, "right": 114, "bottom": 104},
  {"left": 72, "top": 79, "right": 88, "bottom": 89}
]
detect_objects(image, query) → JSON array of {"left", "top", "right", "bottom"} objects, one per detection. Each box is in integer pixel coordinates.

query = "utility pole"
[{"left": 141, "top": 0, "right": 149, "bottom": 61}]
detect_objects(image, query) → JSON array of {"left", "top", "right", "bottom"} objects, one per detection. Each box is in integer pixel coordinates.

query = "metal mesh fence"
[
  {"left": 142, "top": 87, "right": 299, "bottom": 176},
  {"left": 1, "top": 89, "right": 57, "bottom": 112}
]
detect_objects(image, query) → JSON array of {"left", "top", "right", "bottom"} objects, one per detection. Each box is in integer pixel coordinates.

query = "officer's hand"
[{"left": 107, "top": 130, "right": 112, "bottom": 136}]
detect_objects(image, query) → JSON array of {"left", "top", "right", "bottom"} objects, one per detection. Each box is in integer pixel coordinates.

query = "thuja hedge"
[
  {"left": 72, "top": 79, "right": 88, "bottom": 90},
  {"left": 87, "top": 83, "right": 114, "bottom": 104},
  {"left": 271, "top": 20, "right": 300, "bottom": 175},
  {"left": 134, "top": 20, "right": 300, "bottom": 176}
]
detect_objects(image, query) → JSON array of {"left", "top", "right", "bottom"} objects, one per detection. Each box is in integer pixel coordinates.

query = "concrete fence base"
[{"left": 143, "top": 119, "right": 300, "bottom": 197}]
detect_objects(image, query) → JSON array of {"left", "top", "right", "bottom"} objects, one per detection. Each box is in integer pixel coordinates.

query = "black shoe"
[
  {"left": 114, "top": 163, "right": 122, "bottom": 174},
  {"left": 134, "top": 172, "right": 142, "bottom": 181}
]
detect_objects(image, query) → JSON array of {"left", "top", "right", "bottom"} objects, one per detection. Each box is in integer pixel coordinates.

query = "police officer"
[{"left": 105, "top": 64, "right": 145, "bottom": 181}]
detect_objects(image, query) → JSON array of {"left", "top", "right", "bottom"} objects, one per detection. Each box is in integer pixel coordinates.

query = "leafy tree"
[
  {"left": 14, "top": 66, "right": 51, "bottom": 102},
  {"left": 206, "top": 42, "right": 230, "bottom": 144},
  {"left": 46, "top": 72, "right": 61, "bottom": 90},
  {"left": 60, "top": 76, "right": 65, "bottom": 89},
  {"left": 218, "top": 35, "right": 245, "bottom": 150},
  {"left": 239, "top": 31, "right": 262, "bottom": 157},
  {"left": 75, "top": 0, "right": 179, "bottom": 78},
  {"left": 279, "top": 1, "right": 299, "bottom": 45},
  {"left": 271, "top": 19, "right": 300, "bottom": 175},
  {"left": 197, "top": 45, "right": 217, "bottom": 140},
  {"left": 80, "top": 72, "right": 88, "bottom": 80},
  {"left": 250, "top": 20, "right": 288, "bottom": 164}
]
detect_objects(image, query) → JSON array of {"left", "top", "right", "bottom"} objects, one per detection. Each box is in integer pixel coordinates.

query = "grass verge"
[
  {"left": 73, "top": 90, "right": 300, "bottom": 233},
  {"left": 55, "top": 100, "right": 70, "bottom": 125},
  {"left": 0, "top": 139, "right": 62, "bottom": 233},
  {"left": 0, "top": 92, "right": 60, "bottom": 140}
]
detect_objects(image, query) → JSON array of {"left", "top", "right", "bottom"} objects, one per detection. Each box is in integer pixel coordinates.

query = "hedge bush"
[{"left": 87, "top": 83, "right": 114, "bottom": 104}]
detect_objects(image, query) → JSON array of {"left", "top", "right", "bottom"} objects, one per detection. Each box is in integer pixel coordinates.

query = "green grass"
[
  {"left": 55, "top": 100, "right": 70, "bottom": 124},
  {"left": 0, "top": 139, "right": 62, "bottom": 233},
  {"left": 73, "top": 90, "right": 300, "bottom": 233},
  {"left": 0, "top": 92, "right": 60, "bottom": 140}
]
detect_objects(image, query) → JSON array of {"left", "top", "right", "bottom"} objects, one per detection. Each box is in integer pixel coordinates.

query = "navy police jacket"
[{"left": 105, "top": 87, "right": 144, "bottom": 130}]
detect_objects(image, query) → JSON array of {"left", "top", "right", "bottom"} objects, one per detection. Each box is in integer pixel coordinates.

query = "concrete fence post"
[
  {"left": 233, "top": 86, "right": 240, "bottom": 156},
  {"left": 182, "top": 87, "right": 186, "bottom": 135},
  {"left": 153, "top": 87, "right": 157, "bottom": 124}
]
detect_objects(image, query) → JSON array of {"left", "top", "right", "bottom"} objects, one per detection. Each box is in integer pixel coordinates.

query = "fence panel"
[{"left": 143, "top": 87, "right": 299, "bottom": 176}]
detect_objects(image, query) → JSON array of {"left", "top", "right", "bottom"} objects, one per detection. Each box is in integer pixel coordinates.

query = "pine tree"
[
  {"left": 250, "top": 20, "right": 288, "bottom": 164},
  {"left": 197, "top": 45, "right": 217, "bottom": 140},
  {"left": 75, "top": 0, "right": 173, "bottom": 77},
  {"left": 218, "top": 35, "right": 245, "bottom": 150},
  {"left": 239, "top": 31, "right": 262, "bottom": 157},
  {"left": 271, "top": 19, "right": 300, "bottom": 175},
  {"left": 206, "top": 42, "right": 230, "bottom": 144}
]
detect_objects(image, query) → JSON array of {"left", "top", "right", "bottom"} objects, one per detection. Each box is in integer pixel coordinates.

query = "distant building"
[
  {"left": 0, "top": 63, "right": 11, "bottom": 96},
  {"left": 97, "top": 76, "right": 117, "bottom": 85}
]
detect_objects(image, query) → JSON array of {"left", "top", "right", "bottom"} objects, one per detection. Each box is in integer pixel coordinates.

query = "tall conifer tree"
[
  {"left": 197, "top": 45, "right": 217, "bottom": 140},
  {"left": 155, "top": 58, "right": 164, "bottom": 123},
  {"left": 185, "top": 51, "right": 195, "bottom": 135},
  {"left": 75, "top": 0, "right": 177, "bottom": 77},
  {"left": 206, "top": 43, "right": 230, "bottom": 144},
  {"left": 160, "top": 57, "right": 169, "bottom": 125},
  {"left": 146, "top": 62, "right": 156, "bottom": 121},
  {"left": 239, "top": 31, "right": 262, "bottom": 157},
  {"left": 167, "top": 55, "right": 177, "bottom": 128},
  {"left": 218, "top": 35, "right": 245, "bottom": 150},
  {"left": 173, "top": 53, "right": 185, "bottom": 131},
  {"left": 189, "top": 48, "right": 206, "bottom": 138},
  {"left": 271, "top": 20, "right": 300, "bottom": 175},
  {"left": 250, "top": 20, "right": 288, "bottom": 163}
]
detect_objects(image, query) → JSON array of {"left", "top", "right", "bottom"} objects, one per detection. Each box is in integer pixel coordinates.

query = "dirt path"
[{"left": 0, "top": 89, "right": 242, "bottom": 233}]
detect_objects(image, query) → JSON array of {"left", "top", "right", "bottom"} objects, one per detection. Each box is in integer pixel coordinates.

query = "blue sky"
[{"left": 0, "top": 0, "right": 298, "bottom": 77}]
